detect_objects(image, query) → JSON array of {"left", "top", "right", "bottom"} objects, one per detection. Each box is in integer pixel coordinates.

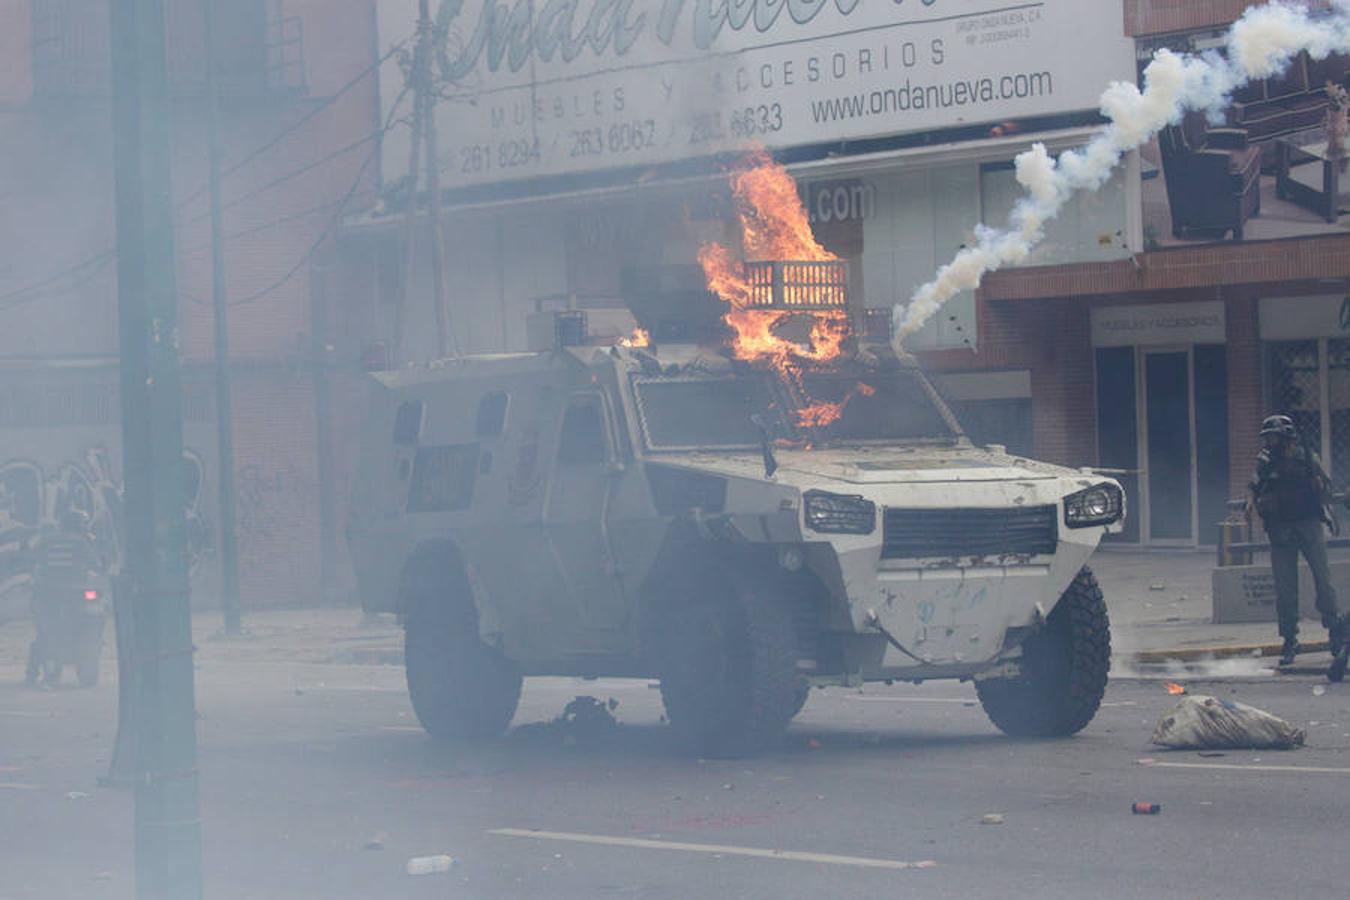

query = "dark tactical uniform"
[
  {"left": 1250, "top": 438, "right": 1342, "bottom": 645},
  {"left": 25, "top": 524, "right": 100, "bottom": 685}
]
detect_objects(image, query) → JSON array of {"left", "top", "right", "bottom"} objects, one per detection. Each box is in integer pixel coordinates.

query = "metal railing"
[
  {"left": 743, "top": 260, "right": 849, "bottom": 309},
  {"left": 1216, "top": 495, "right": 1350, "bottom": 566}
]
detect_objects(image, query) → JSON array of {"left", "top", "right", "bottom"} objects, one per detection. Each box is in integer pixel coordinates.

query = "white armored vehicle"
[{"left": 349, "top": 269, "right": 1123, "bottom": 756}]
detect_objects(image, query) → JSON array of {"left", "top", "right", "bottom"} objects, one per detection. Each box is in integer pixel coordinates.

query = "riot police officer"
[{"left": 1249, "top": 414, "right": 1348, "bottom": 666}]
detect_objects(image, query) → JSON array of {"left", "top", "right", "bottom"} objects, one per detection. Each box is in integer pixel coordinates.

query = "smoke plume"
[{"left": 893, "top": 0, "right": 1350, "bottom": 347}]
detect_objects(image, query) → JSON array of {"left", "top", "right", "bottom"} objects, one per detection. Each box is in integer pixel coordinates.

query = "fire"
[
  {"left": 697, "top": 149, "right": 848, "bottom": 369},
  {"left": 796, "top": 382, "right": 875, "bottom": 428},
  {"left": 618, "top": 327, "right": 651, "bottom": 349},
  {"left": 1164, "top": 682, "right": 1187, "bottom": 696}
]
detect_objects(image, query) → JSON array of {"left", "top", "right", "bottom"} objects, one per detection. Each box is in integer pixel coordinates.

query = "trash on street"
[{"left": 1151, "top": 695, "right": 1305, "bottom": 750}]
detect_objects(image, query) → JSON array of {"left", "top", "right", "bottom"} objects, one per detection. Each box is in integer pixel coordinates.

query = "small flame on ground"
[
  {"left": 617, "top": 327, "right": 651, "bottom": 349},
  {"left": 1164, "top": 681, "right": 1187, "bottom": 695}
]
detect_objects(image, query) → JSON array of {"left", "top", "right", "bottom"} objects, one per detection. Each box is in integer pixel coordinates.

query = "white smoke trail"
[{"left": 893, "top": 0, "right": 1350, "bottom": 347}]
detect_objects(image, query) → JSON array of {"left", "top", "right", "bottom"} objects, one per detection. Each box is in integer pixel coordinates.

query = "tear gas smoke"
[{"left": 893, "top": 0, "right": 1350, "bottom": 349}]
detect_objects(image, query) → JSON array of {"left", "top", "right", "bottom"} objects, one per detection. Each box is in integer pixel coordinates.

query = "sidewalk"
[
  {"left": 1094, "top": 546, "right": 1334, "bottom": 670},
  {"left": 0, "top": 548, "right": 1334, "bottom": 676}
]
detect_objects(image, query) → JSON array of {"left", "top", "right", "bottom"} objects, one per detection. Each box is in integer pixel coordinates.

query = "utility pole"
[
  {"left": 393, "top": 2, "right": 426, "bottom": 365},
  {"left": 110, "top": 0, "right": 203, "bottom": 898},
  {"left": 420, "top": 0, "right": 450, "bottom": 358},
  {"left": 205, "top": 0, "right": 242, "bottom": 635}
]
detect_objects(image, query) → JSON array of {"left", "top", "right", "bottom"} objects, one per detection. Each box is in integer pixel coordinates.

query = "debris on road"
[
  {"left": 1149, "top": 584, "right": 1166, "bottom": 592},
  {"left": 1313, "top": 685, "right": 1327, "bottom": 697},
  {"left": 980, "top": 813, "right": 1004, "bottom": 825},
  {"left": 1151, "top": 695, "right": 1305, "bottom": 750},
  {"left": 1164, "top": 681, "right": 1187, "bottom": 695},
  {"left": 1131, "top": 802, "right": 1161, "bottom": 815},
  {"left": 363, "top": 833, "right": 387, "bottom": 851},
  {"left": 65, "top": 791, "right": 89, "bottom": 800},
  {"left": 405, "top": 855, "right": 458, "bottom": 876},
  {"left": 558, "top": 696, "right": 620, "bottom": 736}
]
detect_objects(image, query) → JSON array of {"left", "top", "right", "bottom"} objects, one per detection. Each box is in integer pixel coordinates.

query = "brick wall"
[
  {"left": 230, "top": 368, "right": 323, "bottom": 608},
  {"left": 0, "top": 1, "right": 381, "bottom": 611},
  {"left": 1124, "top": 0, "right": 1330, "bottom": 37},
  {"left": 0, "top": 0, "right": 31, "bottom": 105},
  {"left": 1226, "top": 294, "right": 1264, "bottom": 499}
]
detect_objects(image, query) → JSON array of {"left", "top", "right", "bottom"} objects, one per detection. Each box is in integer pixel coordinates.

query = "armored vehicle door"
[{"left": 544, "top": 391, "right": 627, "bottom": 635}]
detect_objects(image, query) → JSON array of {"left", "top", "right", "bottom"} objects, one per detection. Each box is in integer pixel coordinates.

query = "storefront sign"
[
  {"left": 804, "top": 179, "right": 875, "bottom": 224},
  {"left": 1090, "top": 301, "right": 1226, "bottom": 347},
  {"left": 376, "top": 0, "right": 1134, "bottom": 189},
  {"left": 1258, "top": 294, "right": 1350, "bottom": 341}
]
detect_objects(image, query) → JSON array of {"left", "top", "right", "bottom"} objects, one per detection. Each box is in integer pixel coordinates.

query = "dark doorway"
[
  {"left": 1096, "top": 347, "right": 1140, "bottom": 543},
  {"left": 1145, "top": 351, "right": 1194, "bottom": 541},
  {"left": 1194, "top": 345, "right": 1230, "bottom": 546}
]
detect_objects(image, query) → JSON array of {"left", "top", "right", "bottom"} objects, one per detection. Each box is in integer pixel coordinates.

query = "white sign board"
[
  {"left": 1259, "top": 294, "right": 1350, "bottom": 341},
  {"left": 377, "top": 0, "right": 1135, "bottom": 190},
  {"left": 1090, "top": 301, "right": 1227, "bottom": 348}
]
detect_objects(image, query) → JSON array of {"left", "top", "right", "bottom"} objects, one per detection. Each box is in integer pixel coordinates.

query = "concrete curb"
[{"left": 1131, "top": 640, "right": 1329, "bottom": 664}]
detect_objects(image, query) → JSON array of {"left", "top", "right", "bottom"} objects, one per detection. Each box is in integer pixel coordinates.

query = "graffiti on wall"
[
  {"left": 235, "top": 463, "right": 316, "bottom": 566},
  {"left": 0, "top": 447, "right": 213, "bottom": 610}
]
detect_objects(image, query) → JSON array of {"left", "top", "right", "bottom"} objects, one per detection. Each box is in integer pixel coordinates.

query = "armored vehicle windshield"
[{"left": 630, "top": 368, "right": 957, "bottom": 452}]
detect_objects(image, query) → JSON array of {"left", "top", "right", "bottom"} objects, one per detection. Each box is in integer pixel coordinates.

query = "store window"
[{"left": 1266, "top": 339, "right": 1350, "bottom": 489}]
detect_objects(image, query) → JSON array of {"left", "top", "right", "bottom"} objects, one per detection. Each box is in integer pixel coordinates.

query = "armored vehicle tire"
[
  {"left": 657, "top": 571, "right": 806, "bottom": 758},
  {"left": 404, "top": 599, "right": 522, "bottom": 741},
  {"left": 975, "top": 567, "right": 1111, "bottom": 738}
]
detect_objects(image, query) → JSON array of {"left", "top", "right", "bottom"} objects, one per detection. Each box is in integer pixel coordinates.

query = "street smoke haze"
[{"left": 893, "top": 0, "right": 1350, "bottom": 348}]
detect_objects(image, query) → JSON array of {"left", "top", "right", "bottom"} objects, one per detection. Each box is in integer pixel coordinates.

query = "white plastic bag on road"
[{"left": 1151, "top": 694, "right": 1305, "bottom": 750}]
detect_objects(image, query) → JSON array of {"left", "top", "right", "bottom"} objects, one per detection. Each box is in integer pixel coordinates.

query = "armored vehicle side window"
[
  {"left": 407, "top": 444, "right": 479, "bottom": 512},
  {"left": 558, "top": 396, "right": 607, "bottom": 465},
  {"left": 476, "top": 391, "right": 509, "bottom": 437},
  {"left": 393, "top": 400, "right": 424, "bottom": 446}
]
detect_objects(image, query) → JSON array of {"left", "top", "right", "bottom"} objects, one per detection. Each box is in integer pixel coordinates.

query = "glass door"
[{"left": 1143, "top": 349, "right": 1196, "bottom": 543}]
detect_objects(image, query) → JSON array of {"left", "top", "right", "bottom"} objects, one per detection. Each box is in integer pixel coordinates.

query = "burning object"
[
  {"left": 698, "top": 149, "right": 851, "bottom": 369},
  {"left": 697, "top": 150, "right": 875, "bottom": 431}
]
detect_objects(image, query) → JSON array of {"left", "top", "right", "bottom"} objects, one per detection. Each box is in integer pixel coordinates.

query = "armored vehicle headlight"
[
  {"left": 1064, "top": 483, "right": 1123, "bottom": 529},
  {"left": 804, "top": 490, "right": 876, "bottom": 535}
]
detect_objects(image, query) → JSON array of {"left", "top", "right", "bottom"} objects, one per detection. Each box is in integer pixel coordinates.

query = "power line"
[
  {"left": 227, "top": 84, "right": 411, "bottom": 308},
  {"left": 175, "top": 38, "right": 409, "bottom": 214},
  {"left": 0, "top": 250, "right": 116, "bottom": 311},
  {"left": 0, "top": 249, "right": 115, "bottom": 307},
  {"left": 0, "top": 34, "right": 412, "bottom": 313},
  {"left": 229, "top": 144, "right": 378, "bottom": 307}
]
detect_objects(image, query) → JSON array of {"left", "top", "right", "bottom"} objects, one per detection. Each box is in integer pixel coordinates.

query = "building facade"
[
  {"left": 334, "top": 0, "right": 1137, "bottom": 485},
  {"left": 0, "top": 0, "right": 380, "bottom": 613}
]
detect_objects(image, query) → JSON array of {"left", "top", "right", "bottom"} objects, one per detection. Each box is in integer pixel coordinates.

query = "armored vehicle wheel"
[
  {"left": 404, "top": 597, "right": 522, "bottom": 741},
  {"left": 976, "top": 567, "right": 1110, "bottom": 738},
  {"left": 657, "top": 571, "right": 805, "bottom": 757}
]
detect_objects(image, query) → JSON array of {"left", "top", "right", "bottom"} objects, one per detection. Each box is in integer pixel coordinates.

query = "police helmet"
[{"left": 1260, "top": 414, "right": 1298, "bottom": 440}]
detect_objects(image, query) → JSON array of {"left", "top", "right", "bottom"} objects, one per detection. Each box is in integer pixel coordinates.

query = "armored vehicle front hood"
[{"left": 651, "top": 446, "right": 1071, "bottom": 487}]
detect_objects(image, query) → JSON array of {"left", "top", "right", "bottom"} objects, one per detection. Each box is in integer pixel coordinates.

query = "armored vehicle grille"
[{"left": 881, "top": 506, "right": 1058, "bottom": 560}]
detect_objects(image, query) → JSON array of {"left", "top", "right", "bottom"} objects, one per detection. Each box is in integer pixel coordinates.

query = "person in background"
[{"left": 1248, "top": 414, "right": 1348, "bottom": 666}]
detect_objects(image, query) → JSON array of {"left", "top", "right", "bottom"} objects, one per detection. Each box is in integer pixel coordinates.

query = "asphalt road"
[{"left": 3, "top": 636, "right": 1350, "bottom": 899}]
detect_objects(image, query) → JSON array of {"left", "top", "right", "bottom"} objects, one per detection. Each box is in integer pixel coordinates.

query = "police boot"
[
  {"left": 1280, "top": 637, "right": 1301, "bottom": 667},
  {"left": 1330, "top": 618, "right": 1350, "bottom": 683},
  {"left": 1329, "top": 615, "right": 1349, "bottom": 657}
]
